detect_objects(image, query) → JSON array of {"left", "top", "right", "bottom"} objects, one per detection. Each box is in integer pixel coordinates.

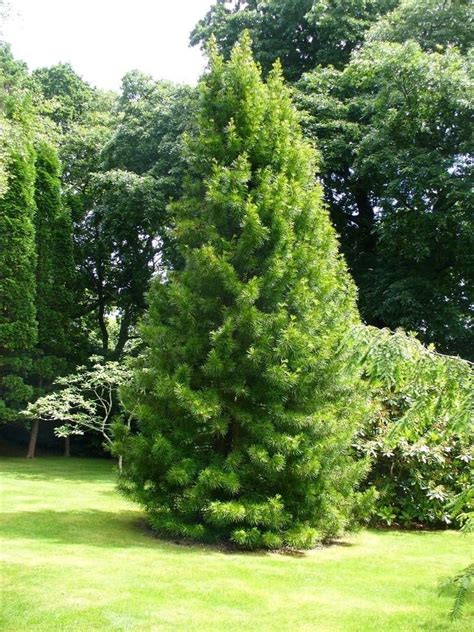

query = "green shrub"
[{"left": 351, "top": 326, "right": 473, "bottom": 528}]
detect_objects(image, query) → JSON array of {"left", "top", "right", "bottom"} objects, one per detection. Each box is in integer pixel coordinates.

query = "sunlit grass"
[{"left": 1, "top": 457, "right": 472, "bottom": 631}]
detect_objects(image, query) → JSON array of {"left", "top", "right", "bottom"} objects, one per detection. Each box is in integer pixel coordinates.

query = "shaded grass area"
[{"left": 1, "top": 457, "right": 472, "bottom": 631}]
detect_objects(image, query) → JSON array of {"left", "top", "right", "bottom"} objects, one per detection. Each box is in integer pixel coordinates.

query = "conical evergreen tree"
[
  {"left": 120, "top": 36, "right": 369, "bottom": 549},
  {"left": 0, "top": 117, "right": 37, "bottom": 422},
  {"left": 33, "top": 141, "right": 75, "bottom": 360},
  {"left": 25, "top": 142, "right": 77, "bottom": 457}
]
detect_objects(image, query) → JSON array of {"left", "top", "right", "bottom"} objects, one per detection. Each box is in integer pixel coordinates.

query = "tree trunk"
[
  {"left": 94, "top": 221, "right": 109, "bottom": 357},
  {"left": 64, "top": 436, "right": 70, "bottom": 457},
  {"left": 26, "top": 420, "right": 39, "bottom": 458},
  {"left": 353, "top": 185, "right": 376, "bottom": 255},
  {"left": 118, "top": 454, "right": 123, "bottom": 473},
  {"left": 112, "top": 310, "right": 132, "bottom": 360},
  {"left": 97, "top": 293, "right": 109, "bottom": 357}
]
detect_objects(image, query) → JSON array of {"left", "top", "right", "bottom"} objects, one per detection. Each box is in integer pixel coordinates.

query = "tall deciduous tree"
[
  {"left": 118, "top": 37, "right": 370, "bottom": 550},
  {"left": 191, "top": 0, "right": 399, "bottom": 80},
  {"left": 367, "top": 0, "right": 473, "bottom": 52},
  {"left": 73, "top": 169, "right": 162, "bottom": 358},
  {"left": 298, "top": 42, "right": 473, "bottom": 358},
  {"left": 32, "top": 63, "right": 94, "bottom": 133},
  {"left": 102, "top": 72, "right": 197, "bottom": 270},
  {"left": 68, "top": 74, "right": 195, "bottom": 358}
]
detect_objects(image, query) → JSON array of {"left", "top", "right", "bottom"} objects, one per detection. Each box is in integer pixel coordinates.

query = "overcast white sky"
[{"left": 2, "top": 0, "right": 214, "bottom": 91}]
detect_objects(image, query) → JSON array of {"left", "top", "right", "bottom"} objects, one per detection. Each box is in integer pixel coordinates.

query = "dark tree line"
[
  {"left": 0, "top": 48, "right": 77, "bottom": 442},
  {"left": 0, "top": 44, "right": 196, "bottom": 452}
]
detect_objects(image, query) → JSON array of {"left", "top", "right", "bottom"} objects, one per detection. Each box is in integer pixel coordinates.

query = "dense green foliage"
[
  {"left": 1, "top": 46, "right": 195, "bottom": 430},
  {"left": 196, "top": 0, "right": 474, "bottom": 359},
  {"left": 0, "top": 49, "right": 37, "bottom": 420},
  {"left": 0, "top": 0, "right": 471, "bottom": 563},
  {"left": 32, "top": 63, "right": 95, "bottom": 132},
  {"left": 0, "top": 131, "right": 37, "bottom": 420},
  {"left": 298, "top": 41, "right": 473, "bottom": 357},
  {"left": 117, "top": 37, "right": 372, "bottom": 550},
  {"left": 351, "top": 327, "right": 473, "bottom": 527},
  {"left": 367, "top": 0, "right": 473, "bottom": 52},
  {"left": 33, "top": 142, "right": 76, "bottom": 370},
  {"left": 191, "top": 0, "right": 398, "bottom": 79},
  {"left": 101, "top": 73, "right": 196, "bottom": 271},
  {"left": 0, "top": 47, "right": 77, "bottom": 438},
  {"left": 36, "top": 67, "right": 194, "bottom": 359}
]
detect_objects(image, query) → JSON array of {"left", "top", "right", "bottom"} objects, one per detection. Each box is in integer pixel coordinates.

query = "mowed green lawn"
[{"left": 1, "top": 458, "right": 472, "bottom": 631}]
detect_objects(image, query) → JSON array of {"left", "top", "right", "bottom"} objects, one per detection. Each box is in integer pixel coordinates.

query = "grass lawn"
[{"left": 1, "top": 457, "right": 472, "bottom": 631}]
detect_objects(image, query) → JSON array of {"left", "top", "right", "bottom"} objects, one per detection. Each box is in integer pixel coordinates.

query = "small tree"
[
  {"left": 24, "top": 358, "right": 132, "bottom": 467},
  {"left": 118, "top": 36, "right": 370, "bottom": 550}
]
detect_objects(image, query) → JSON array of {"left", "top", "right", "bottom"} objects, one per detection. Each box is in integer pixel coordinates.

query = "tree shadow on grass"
[
  {"left": 0, "top": 508, "right": 336, "bottom": 558},
  {"left": 2, "top": 471, "right": 115, "bottom": 485},
  {"left": 0, "top": 509, "right": 270, "bottom": 556},
  {"left": 0, "top": 458, "right": 116, "bottom": 484},
  {"left": 0, "top": 509, "right": 160, "bottom": 549}
]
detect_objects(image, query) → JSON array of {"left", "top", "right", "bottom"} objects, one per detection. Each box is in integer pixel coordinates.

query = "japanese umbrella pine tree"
[{"left": 119, "top": 36, "right": 369, "bottom": 549}]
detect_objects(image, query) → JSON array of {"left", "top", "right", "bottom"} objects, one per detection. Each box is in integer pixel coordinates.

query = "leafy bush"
[{"left": 351, "top": 326, "right": 473, "bottom": 528}]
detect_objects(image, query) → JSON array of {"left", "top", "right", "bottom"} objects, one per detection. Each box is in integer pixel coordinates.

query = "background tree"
[
  {"left": 367, "top": 0, "right": 473, "bottom": 52},
  {"left": 0, "top": 44, "right": 31, "bottom": 194},
  {"left": 297, "top": 42, "right": 473, "bottom": 357},
  {"left": 0, "top": 49, "right": 37, "bottom": 423},
  {"left": 0, "top": 49, "right": 89, "bottom": 446},
  {"left": 25, "top": 142, "right": 77, "bottom": 457},
  {"left": 191, "top": 0, "right": 399, "bottom": 80},
  {"left": 68, "top": 73, "right": 196, "bottom": 358},
  {"left": 25, "top": 357, "right": 132, "bottom": 465},
  {"left": 73, "top": 169, "right": 163, "bottom": 358},
  {"left": 101, "top": 72, "right": 196, "bottom": 269},
  {"left": 118, "top": 37, "right": 371, "bottom": 550},
  {"left": 32, "top": 63, "right": 95, "bottom": 133},
  {"left": 32, "top": 65, "right": 114, "bottom": 357},
  {"left": 33, "top": 142, "right": 75, "bottom": 361},
  {"left": 35, "top": 68, "right": 196, "bottom": 359},
  {"left": 1, "top": 49, "right": 197, "bottom": 453}
]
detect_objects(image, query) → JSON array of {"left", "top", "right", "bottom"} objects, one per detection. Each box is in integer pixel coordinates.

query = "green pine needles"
[{"left": 119, "top": 35, "right": 370, "bottom": 550}]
